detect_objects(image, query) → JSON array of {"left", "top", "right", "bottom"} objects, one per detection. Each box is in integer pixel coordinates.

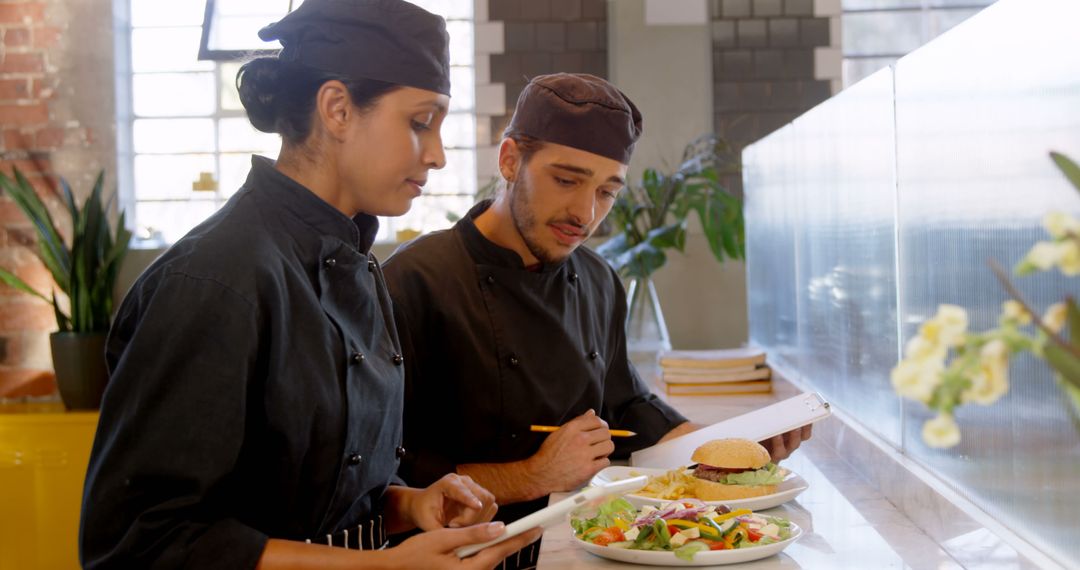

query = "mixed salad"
[{"left": 571, "top": 497, "right": 793, "bottom": 561}]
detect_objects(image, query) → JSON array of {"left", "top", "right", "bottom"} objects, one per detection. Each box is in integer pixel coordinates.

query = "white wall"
[{"left": 607, "top": 0, "right": 748, "bottom": 349}]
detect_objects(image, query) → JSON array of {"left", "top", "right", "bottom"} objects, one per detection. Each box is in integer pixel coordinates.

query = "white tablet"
[
  {"left": 630, "top": 392, "right": 831, "bottom": 468},
  {"left": 454, "top": 475, "right": 648, "bottom": 558}
]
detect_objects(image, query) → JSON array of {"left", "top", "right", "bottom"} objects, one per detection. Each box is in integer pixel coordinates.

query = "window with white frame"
[
  {"left": 842, "top": 0, "right": 997, "bottom": 87},
  {"left": 118, "top": 0, "right": 477, "bottom": 245}
]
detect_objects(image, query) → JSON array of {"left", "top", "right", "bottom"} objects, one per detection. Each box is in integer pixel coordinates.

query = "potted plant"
[
  {"left": 596, "top": 134, "right": 745, "bottom": 363},
  {"left": 0, "top": 168, "right": 131, "bottom": 409}
]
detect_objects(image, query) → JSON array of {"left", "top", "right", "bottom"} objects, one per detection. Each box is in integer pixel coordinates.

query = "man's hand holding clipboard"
[{"left": 631, "top": 392, "right": 831, "bottom": 468}]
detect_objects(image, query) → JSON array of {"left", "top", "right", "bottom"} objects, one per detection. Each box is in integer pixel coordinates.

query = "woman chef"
[{"left": 79, "top": 1, "right": 539, "bottom": 568}]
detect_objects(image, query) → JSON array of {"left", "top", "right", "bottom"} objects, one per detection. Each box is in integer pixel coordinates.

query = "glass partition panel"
[
  {"left": 791, "top": 69, "right": 903, "bottom": 446},
  {"left": 745, "top": 0, "right": 1080, "bottom": 565},
  {"left": 894, "top": 0, "right": 1080, "bottom": 564}
]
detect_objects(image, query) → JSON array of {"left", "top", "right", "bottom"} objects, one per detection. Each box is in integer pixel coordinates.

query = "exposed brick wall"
[
  {"left": 710, "top": 0, "right": 834, "bottom": 191},
  {"left": 0, "top": 0, "right": 116, "bottom": 381},
  {"left": 486, "top": 0, "right": 608, "bottom": 145}
]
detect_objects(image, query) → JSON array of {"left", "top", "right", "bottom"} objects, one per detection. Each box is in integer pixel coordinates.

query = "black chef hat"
[
  {"left": 504, "top": 73, "right": 643, "bottom": 165},
  {"left": 258, "top": 0, "right": 451, "bottom": 96}
]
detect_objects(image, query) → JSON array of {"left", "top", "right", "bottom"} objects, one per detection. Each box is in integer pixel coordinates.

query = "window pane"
[
  {"left": 131, "top": 0, "right": 205, "bottom": 27},
  {"left": 928, "top": 7, "right": 986, "bottom": 36},
  {"left": 843, "top": 57, "right": 897, "bottom": 87},
  {"left": 134, "top": 118, "right": 216, "bottom": 153},
  {"left": 209, "top": 15, "right": 281, "bottom": 52},
  {"left": 219, "top": 153, "right": 263, "bottom": 199},
  {"left": 220, "top": 62, "right": 244, "bottom": 111},
  {"left": 842, "top": 0, "right": 921, "bottom": 9},
  {"left": 219, "top": 118, "right": 281, "bottom": 153},
  {"left": 449, "top": 66, "right": 475, "bottom": 112},
  {"left": 393, "top": 194, "right": 476, "bottom": 235},
  {"left": 135, "top": 199, "right": 219, "bottom": 244},
  {"left": 447, "top": 20, "right": 474, "bottom": 67},
  {"left": 927, "top": 0, "right": 995, "bottom": 6},
  {"left": 440, "top": 112, "right": 475, "bottom": 149},
  {"left": 842, "top": 12, "right": 924, "bottom": 57},
  {"left": 412, "top": 0, "right": 474, "bottom": 19},
  {"left": 135, "top": 154, "right": 217, "bottom": 200},
  {"left": 134, "top": 72, "right": 216, "bottom": 117},
  {"left": 132, "top": 27, "right": 213, "bottom": 72},
  {"left": 427, "top": 149, "right": 476, "bottom": 195},
  {"left": 215, "top": 0, "right": 292, "bottom": 16}
]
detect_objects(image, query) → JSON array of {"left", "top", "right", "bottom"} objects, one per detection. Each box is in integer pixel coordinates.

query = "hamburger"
[{"left": 689, "top": 439, "right": 786, "bottom": 500}]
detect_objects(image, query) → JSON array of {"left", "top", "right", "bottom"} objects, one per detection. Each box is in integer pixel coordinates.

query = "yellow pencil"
[{"left": 529, "top": 425, "right": 637, "bottom": 437}]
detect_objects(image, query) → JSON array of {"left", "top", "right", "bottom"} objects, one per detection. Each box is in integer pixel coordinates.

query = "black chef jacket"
[
  {"left": 383, "top": 200, "right": 687, "bottom": 525},
  {"left": 81, "top": 156, "right": 407, "bottom": 569}
]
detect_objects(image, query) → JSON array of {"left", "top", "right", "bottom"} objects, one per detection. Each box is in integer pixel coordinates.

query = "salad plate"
[
  {"left": 590, "top": 465, "right": 808, "bottom": 511},
  {"left": 571, "top": 498, "right": 802, "bottom": 566}
]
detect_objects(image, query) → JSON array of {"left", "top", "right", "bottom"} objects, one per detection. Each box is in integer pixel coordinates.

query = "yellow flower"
[
  {"left": 962, "top": 340, "right": 1010, "bottom": 405},
  {"left": 1057, "top": 241, "right": 1080, "bottom": 275},
  {"left": 921, "top": 305, "right": 967, "bottom": 347},
  {"left": 922, "top": 413, "right": 961, "bottom": 448},
  {"left": 1024, "top": 241, "right": 1061, "bottom": 271},
  {"left": 891, "top": 358, "right": 942, "bottom": 404},
  {"left": 1042, "top": 212, "right": 1080, "bottom": 239},
  {"left": 904, "top": 335, "right": 946, "bottom": 362},
  {"left": 1001, "top": 300, "right": 1031, "bottom": 325},
  {"left": 1043, "top": 303, "right": 1068, "bottom": 334}
]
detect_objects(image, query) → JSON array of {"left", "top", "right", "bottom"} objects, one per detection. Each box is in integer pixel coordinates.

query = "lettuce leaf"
[
  {"left": 674, "top": 541, "right": 710, "bottom": 561},
  {"left": 570, "top": 497, "right": 636, "bottom": 536},
  {"left": 717, "top": 463, "right": 786, "bottom": 486}
]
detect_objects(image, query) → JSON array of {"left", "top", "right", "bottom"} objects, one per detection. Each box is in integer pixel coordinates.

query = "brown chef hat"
[
  {"left": 258, "top": 0, "right": 451, "bottom": 96},
  {"left": 504, "top": 73, "right": 643, "bottom": 165}
]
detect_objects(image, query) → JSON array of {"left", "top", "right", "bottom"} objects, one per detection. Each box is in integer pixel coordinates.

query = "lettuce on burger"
[{"left": 690, "top": 438, "right": 787, "bottom": 500}]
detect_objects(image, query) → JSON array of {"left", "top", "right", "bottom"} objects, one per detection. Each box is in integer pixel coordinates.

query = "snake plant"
[{"left": 0, "top": 168, "right": 130, "bottom": 333}]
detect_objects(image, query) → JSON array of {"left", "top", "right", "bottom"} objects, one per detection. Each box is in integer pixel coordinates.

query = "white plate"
[
  {"left": 576, "top": 520, "right": 802, "bottom": 566},
  {"left": 590, "top": 466, "right": 808, "bottom": 511}
]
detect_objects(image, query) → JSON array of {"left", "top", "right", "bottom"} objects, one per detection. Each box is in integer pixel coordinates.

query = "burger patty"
[{"left": 692, "top": 463, "right": 752, "bottom": 482}]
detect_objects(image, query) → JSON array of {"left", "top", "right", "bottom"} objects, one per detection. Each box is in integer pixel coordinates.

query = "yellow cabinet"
[{"left": 0, "top": 402, "right": 98, "bottom": 570}]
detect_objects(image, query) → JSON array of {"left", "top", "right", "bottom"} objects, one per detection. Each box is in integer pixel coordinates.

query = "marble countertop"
[{"left": 535, "top": 381, "right": 970, "bottom": 569}]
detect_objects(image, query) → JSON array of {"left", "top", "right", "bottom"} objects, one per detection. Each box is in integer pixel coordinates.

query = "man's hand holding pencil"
[{"left": 524, "top": 409, "right": 618, "bottom": 495}]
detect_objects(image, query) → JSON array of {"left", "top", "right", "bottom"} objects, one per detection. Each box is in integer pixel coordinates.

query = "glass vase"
[{"left": 625, "top": 277, "right": 672, "bottom": 385}]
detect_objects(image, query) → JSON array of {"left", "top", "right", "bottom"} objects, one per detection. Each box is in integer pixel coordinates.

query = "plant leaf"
[
  {"left": 0, "top": 268, "right": 51, "bottom": 303},
  {"left": 1, "top": 170, "right": 72, "bottom": 291},
  {"left": 1044, "top": 343, "right": 1080, "bottom": 390},
  {"left": 1067, "top": 297, "right": 1080, "bottom": 351},
  {"left": 52, "top": 291, "right": 71, "bottom": 332},
  {"left": 1050, "top": 151, "right": 1080, "bottom": 193}
]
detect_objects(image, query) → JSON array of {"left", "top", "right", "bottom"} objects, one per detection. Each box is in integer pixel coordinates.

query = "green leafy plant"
[
  {"left": 891, "top": 151, "right": 1080, "bottom": 448},
  {"left": 0, "top": 168, "right": 131, "bottom": 333},
  {"left": 596, "top": 134, "right": 745, "bottom": 279}
]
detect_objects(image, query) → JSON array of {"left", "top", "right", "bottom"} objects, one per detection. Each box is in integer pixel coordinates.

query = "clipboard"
[
  {"left": 455, "top": 475, "right": 648, "bottom": 558},
  {"left": 630, "top": 392, "right": 831, "bottom": 468}
]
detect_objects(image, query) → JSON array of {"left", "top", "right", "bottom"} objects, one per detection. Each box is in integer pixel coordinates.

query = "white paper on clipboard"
[{"left": 630, "top": 392, "right": 831, "bottom": 468}]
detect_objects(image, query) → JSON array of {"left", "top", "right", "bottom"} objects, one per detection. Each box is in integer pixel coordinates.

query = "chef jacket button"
[
  {"left": 508, "top": 354, "right": 520, "bottom": 367},
  {"left": 323, "top": 257, "right": 337, "bottom": 268},
  {"left": 351, "top": 352, "right": 365, "bottom": 365},
  {"left": 395, "top": 446, "right": 406, "bottom": 459},
  {"left": 368, "top": 260, "right": 376, "bottom": 272},
  {"left": 486, "top": 275, "right": 495, "bottom": 285},
  {"left": 588, "top": 350, "right": 599, "bottom": 360},
  {"left": 569, "top": 272, "right": 579, "bottom": 283},
  {"left": 392, "top": 353, "right": 404, "bottom": 366},
  {"left": 347, "top": 453, "right": 362, "bottom": 466}
]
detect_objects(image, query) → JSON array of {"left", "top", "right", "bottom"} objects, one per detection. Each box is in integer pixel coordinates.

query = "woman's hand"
[
  {"left": 381, "top": 522, "right": 543, "bottom": 570},
  {"left": 399, "top": 473, "right": 499, "bottom": 532},
  {"left": 255, "top": 523, "right": 542, "bottom": 570}
]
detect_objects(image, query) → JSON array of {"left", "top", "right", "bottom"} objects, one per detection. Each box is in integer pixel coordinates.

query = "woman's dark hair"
[{"left": 237, "top": 57, "right": 401, "bottom": 145}]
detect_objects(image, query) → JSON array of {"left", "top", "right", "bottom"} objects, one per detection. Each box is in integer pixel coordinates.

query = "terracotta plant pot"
[{"left": 50, "top": 331, "right": 109, "bottom": 410}]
